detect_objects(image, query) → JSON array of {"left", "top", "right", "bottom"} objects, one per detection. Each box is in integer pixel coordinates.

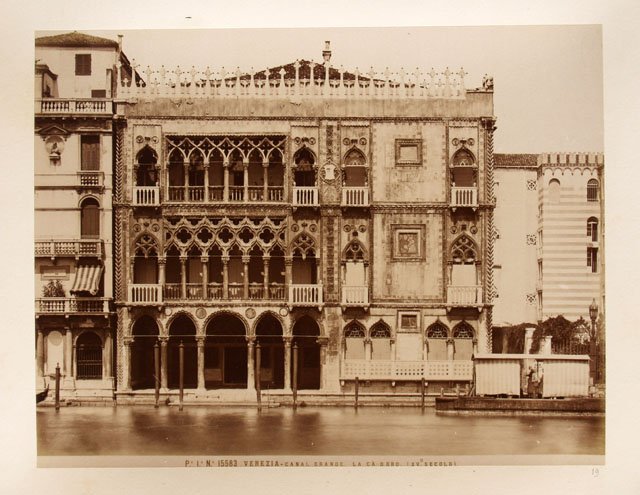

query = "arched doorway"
[
  {"left": 167, "top": 315, "right": 198, "bottom": 389},
  {"left": 131, "top": 315, "right": 159, "bottom": 390},
  {"left": 205, "top": 313, "right": 247, "bottom": 388},
  {"left": 292, "top": 315, "right": 321, "bottom": 390},
  {"left": 76, "top": 332, "right": 103, "bottom": 380},
  {"left": 255, "top": 314, "right": 285, "bottom": 389}
]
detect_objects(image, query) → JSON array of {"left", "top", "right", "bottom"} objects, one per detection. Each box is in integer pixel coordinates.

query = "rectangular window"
[
  {"left": 81, "top": 135, "right": 100, "bottom": 170},
  {"left": 395, "top": 139, "right": 422, "bottom": 166},
  {"left": 587, "top": 247, "right": 598, "bottom": 273},
  {"left": 75, "top": 54, "right": 92, "bottom": 76},
  {"left": 398, "top": 311, "right": 420, "bottom": 333}
]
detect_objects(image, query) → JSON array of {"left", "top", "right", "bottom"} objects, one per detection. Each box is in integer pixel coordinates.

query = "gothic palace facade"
[{"left": 34, "top": 32, "right": 601, "bottom": 402}]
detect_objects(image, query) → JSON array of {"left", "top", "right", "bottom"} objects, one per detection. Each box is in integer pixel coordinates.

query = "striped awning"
[{"left": 70, "top": 264, "right": 103, "bottom": 295}]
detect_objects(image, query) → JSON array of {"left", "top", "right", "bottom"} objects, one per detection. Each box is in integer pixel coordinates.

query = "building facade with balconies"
[
  {"left": 110, "top": 41, "right": 496, "bottom": 401},
  {"left": 34, "top": 32, "right": 135, "bottom": 400}
]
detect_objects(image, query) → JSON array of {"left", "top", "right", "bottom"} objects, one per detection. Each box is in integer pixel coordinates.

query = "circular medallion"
[
  {"left": 133, "top": 224, "right": 142, "bottom": 233},
  {"left": 309, "top": 138, "right": 316, "bottom": 145},
  {"left": 294, "top": 137, "right": 301, "bottom": 145},
  {"left": 343, "top": 224, "right": 351, "bottom": 232},
  {"left": 450, "top": 226, "right": 457, "bottom": 234},
  {"left": 343, "top": 138, "right": 351, "bottom": 145},
  {"left": 151, "top": 223, "right": 160, "bottom": 232},
  {"left": 152, "top": 136, "right": 159, "bottom": 144},
  {"left": 279, "top": 307, "right": 289, "bottom": 317},
  {"left": 195, "top": 307, "right": 206, "bottom": 319},
  {"left": 164, "top": 307, "right": 173, "bottom": 316},
  {"left": 452, "top": 138, "right": 459, "bottom": 147},
  {"left": 136, "top": 136, "right": 144, "bottom": 143},
  {"left": 291, "top": 224, "right": 299, "bottom": 233},
  {"left": 468, "top": 138, "right": 475, "bottom": 146},
  {"left": 358, "top": 225, "right": 367, "bottom": 233},
  {"left": 470, "top": 226, "right": 478, "bottom": 234},
  {"left": 245, "top": 308, "right": 256, "bottom": 319},
  {"left": 359, "top": 138, "right": 367, "bottom": 146},
  {"left": 309, "top": 224, "right": 317, "bottom": 233}
]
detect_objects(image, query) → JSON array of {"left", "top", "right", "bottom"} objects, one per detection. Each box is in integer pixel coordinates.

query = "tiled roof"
[
  {"left": 494, "top": 153, "right": 539, "bottom": 168},
  {"left": 35, "top": 31, "right": 119, "bottom": 49}
]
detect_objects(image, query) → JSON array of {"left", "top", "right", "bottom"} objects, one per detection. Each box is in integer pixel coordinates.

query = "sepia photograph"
[
  {"left": 3, "top": 0, "right": 639, "bottom": 493},
  {"left": 33, "top": 24, "right": 605, "bottom": 465}
]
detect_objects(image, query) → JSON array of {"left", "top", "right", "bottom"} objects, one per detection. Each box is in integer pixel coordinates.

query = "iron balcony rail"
[
  {"left": 36, "top": 297, "right": 110, "bottom": 314},
  {"left": 35, "top": 239, "right": 103, "bottom": 259},
  {"left": 446, "top": 285, "right": 483, "bottom": 305},
  {"left": 36, "top": 98, "right": 113, "bottom": 115},
  {"left": 450, "top": 187, "right": 478, "bottom": 207},
  {"left": 340, "top": 359, "right": 474, "bottom": 381},
  {"left": 341, "top": 187, "right": 369, "bottom": 207}
]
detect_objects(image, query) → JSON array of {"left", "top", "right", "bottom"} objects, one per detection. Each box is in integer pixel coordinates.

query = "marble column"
[
  {"left": 262, "top": 161, "right": 269, "bottom": 200},
  {"left": 246, "top": 337, "right": 256, "bottom": 391},
  {"left": 103, "top": 331, "right": 112, "bottom": 380},
  {"left": 160, "top": 337, "right": 169, "bottom": 390},
  {"left": 201, "top": 256, "right": 209, "bottom": 299},
  {"left": 283, "top": 337, "right": 292, "bottom": 391},
  {"left": 36, "top": 329, "right": 45, "bottom": 379},
  {"left": 203, "top": 165, "right": 210, "bottom": 201},
  {"left": 263, "top": 258, "right": 270, "bottom": 299},
  {"left": 64, "top": 328, "right": 73, "bottom": 380},
  {"left": 196, "top": 336, "right": 205, "bottom": 390},
  {"left": 223, "top": 161, "right": 230, "bottom": 202},
  {"left": 317, "top": 337, "right": 329, "bottom": 391},
  {"left": 122, "top": 337, "right": 133, "bottom": 391},
  {"left": 447, "top": 338, "right": 455, "bottom": 361},
  {"left": 242, "top": 256, "right": 250, "bottom": 300},
  {"left": 180, "top": 256, "right": 187, "bottom": 299},
  {"left": 183, "top": 160, "right": 189, "bottom": 200},
  {"left": 243, "top": 161, "right": 249, "bottom": 202},
  {"left": 222, "top": 257, "right": 229, "bottom": 299}
]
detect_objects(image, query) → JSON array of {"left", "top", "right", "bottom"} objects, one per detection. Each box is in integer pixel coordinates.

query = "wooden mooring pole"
[
  {"left": 292, "top": 343, "right": 298, "bottom": 409},
  {"left": 179, "top": 341, "right": 184, "bottom": 411},
  {"left": 154, "top": 341, "right": 160, "bottom": 408},
  {"left": 256, "top": 343, "right": 262, "bottom": 411},
  {"left": 54, "top": 363, "right": 60, "bottom": 411},
  {"left": 354, "top": 377, "right": 359, "bottom": 409}
]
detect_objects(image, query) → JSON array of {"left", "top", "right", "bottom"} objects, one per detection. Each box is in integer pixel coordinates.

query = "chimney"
[
  {"left": 117, "top": 35, "right": 123, "bottom": 56},
  {"left": 322, "top": 41, "right": 331, "bottom": 63}
]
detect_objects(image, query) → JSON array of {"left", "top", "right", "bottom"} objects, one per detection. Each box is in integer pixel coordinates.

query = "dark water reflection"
[{"left": 37, "top": 406, "right": 604, "bottom": 456}]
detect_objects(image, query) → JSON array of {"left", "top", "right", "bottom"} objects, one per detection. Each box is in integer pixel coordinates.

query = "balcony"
[
  {"left": 341, "top": 285, "right": 369, "bottom": 309},
  {"left": 133, "top": 186, "right": 160, "bottom": 206},
  {"left": 35, "top": 239, "right": 103, "bottom": 260},
  {"left": 446, "top": 285, "right": 483, "bottom": 308},
  {"left": 36, "top": 98, "right": 112, "bottom": 115},
  {"left": 340, "top": 360, "right": 473, "bottom": 382},
  {"left": 128, "top": 284, "right": 163, "bottom": 305},
  {"left": 293, "top": 187, "right": 319, "bottom": 207},
  {"left": 77, "top": 171, "right": 104, "bottom": 189},
  {"left": 450, "top": 187, "right": 478, "bottom": 209},
  {"left": 165, "top": 186, "right": 286, "bottom": 204},
  {"left": 289, "top": 284, "right": 323, "bottom": 309},
  {"left": 35, "top": 297, "right": 110, "bottom": 316},
  {"left": 159, "top": 283, "right": 287, "bottom": 302},
  {"left": 341, "top": 187, "right": 369, "bottom": 207}
]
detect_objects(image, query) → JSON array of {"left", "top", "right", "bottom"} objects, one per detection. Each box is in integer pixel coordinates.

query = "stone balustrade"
[
  {"left": 36, "top": 297, "right": 110, "bottom": 315},
  {"left": 447, "top": 285, "right": 483, "bottom": 306},
  {"left": 118, "top": 62, "right": 467, "bottom": 100},
  {"left": 35, "top": 239, "right": 103, "bottom": 259},
  {"left": 341, "top": 187, "right": 369, "bottom": 207},
  {"left": 341, "top": 359, "right": 473, "bottom": 381},
  {"left": 289, "top": 284, "right": 323, "bottom": 307},
  {"left": 132, "top": 186, "right": 160, "bottom": 206},
  {"left": 293, "top": 186, "right": 318, "bottom": 206},
  {"left": 36, "top": 98, "right": 112, "bottom": 114},
  {"left": 450, "top": 186, "right": 478, "bottom": 207},
  {"left": 341, "top": 285, "right": 369, "bottom": 307}
]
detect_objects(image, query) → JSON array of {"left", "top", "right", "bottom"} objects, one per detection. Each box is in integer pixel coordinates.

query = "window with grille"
[
  {"left": 587, "top": 179, "right": 599, "bottom": 202},
  {"left": 76, "top": 332, "right": 102, "bottom": 379},
  {"left": 75, "top": 54, "right": 92, "bottom": 76},
  {"left": 587, "top": 247, "right": 598, "bottom": 273},
  {"left": 81, "top": 135, "right": 100, "bottom": 170}
]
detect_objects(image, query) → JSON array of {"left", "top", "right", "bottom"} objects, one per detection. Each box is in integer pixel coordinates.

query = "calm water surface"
[{"left": 37, "top": 406, "right": 604, "bottom": 456}]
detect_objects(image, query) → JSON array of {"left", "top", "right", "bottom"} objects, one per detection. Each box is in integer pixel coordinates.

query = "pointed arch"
[
  {"left": 426, "top": 320, "right": 449, "bottom": 339},
  {"left": 451, "top": 234, "right": 477, "bottom": 263},
  {"left": 452, "top": 321, "right": 475, "bottom": 361},
  {"left": 293, "top": 146, "right": 316, "bottom": 168},
  {"left": 453, "top": 321, "right": 475, "bottom": 339},
  {"left": 342, "top": 238, "right": 368, "bottom": 262},
  {"left": 291, "top": 233, "right": 317, "bottom": 259},
  {"left": 370, "top": 320, "right": 391, "bottom": 338},
  {"left": 451, "top": 147, "right": 476, "bottom": 167},
  {"left": 343, "top": 147, "right": 366, "bottom": 166},
  {"left": 369, "top": 319, "right": 392, "bottom": 360},
  {"left": 426, "top": 320, "right": 449, "bottom": 361},
  {"left": 344, "top": 319, "right": 366, "bottom": 338}
]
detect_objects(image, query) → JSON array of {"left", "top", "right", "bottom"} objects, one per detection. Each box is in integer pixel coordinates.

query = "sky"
[{"left": 51, "top": 26, "right": 604, "bottom": 154}]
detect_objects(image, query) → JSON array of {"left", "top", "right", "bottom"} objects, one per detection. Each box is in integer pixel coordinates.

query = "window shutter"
[
  {"left": 81, "top": 136, "right": 100, "bottom": 170},
  {"left": 81, "top": 203, "right": 100, "bottom": 238}
]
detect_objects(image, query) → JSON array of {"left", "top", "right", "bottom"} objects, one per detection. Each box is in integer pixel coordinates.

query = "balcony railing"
[
  {"left": 77, "top": 171, "right": 103, "bottom": 188},
  {"left": 341, "top": 285, "right": 369, "bottom": 307},
  {"left": 156, "top": 283, "right": 287, "bottom": 301},
  {"left": 36, "top": 297, "right": 110, "bottom": 315},
  {"left": 129, "top": 284, "right": 163, "bottom": 304},
  {"left": 341, "top": 187, "right": 369, "bottom": 207},
  {"left": 228, "top": 283, "right": 243, "bottom": 299},
  {"left": 208, "top": 186, "right": 224, "bottom": 201},
  {"left": 35, "top": 239, "right": 103, "bottom": 259},
  {"left": 340, "top": 359, "right": 473, "bottom": 381},
  {"left": 293, "top": 187, "right": 319, "bottom": 206},
  {"left": 229, "top": 186, "right": 244, "bottom": 202},
  {"left": 133, "top": 186, "right": 160, "bottom": 206},
  {"left": 447, "top": 285, "right": 483, "bottom": 306},
  {"left": 289, "top": 284, "right": 323, "bottom": 307},
  {"left": 450, "top": 187, "right": 478, "bottom": 208},
  {"left": 207, "top": 283, "right": 223, "bottom": 299},
  {"left": 188, "top": 186, "right": 205, "bottom": 202},
  {"left": 36, "top": 98, "right": 113, "bottom": 115}
]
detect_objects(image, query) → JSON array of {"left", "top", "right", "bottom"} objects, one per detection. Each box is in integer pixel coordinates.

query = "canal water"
[{"left": 37, "top": 406, "right": 604, "bottom": 457}]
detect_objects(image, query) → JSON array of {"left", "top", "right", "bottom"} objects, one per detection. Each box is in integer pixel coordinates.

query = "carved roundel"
[
  {"left": 151, "top": 223, "right": 160, "bottom": 232},
  {"left": 196, "top": 307, "right": 206, "bottom": 319},
  {"left": 450, "top": 226, "right": 457, "bottom": 234},
  {"left": 133, "top": 224, "right": 142, "bottom": 233},
  {"left": 343, "top": 138, "right": 351, "bottom": 146},
  {"left": 279, "top": 307, "right": 289, "bottom": 317},
  {"left": 245, "top": 308, "right": 256, "bottom": 319},
  {"left": 358, "top": 225, "right": 367, "bottom": 233},
  {"left": 359, "top": 138, "right": 367, "bottom": 146},
  {"left": 136, "top": 136, "right": 144, "bottom": 143},
  {"left": 309, "top": 224, "right": 318, "bottom": 233},
  {"left": 470, "top": 226, "right": 478, "bottom": 235},
  {"left": 343, "top": 224, "right": 352, "bottom": 233},
  {"left": 291, "top": 224, "right": 300, "bottom": 233}
]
